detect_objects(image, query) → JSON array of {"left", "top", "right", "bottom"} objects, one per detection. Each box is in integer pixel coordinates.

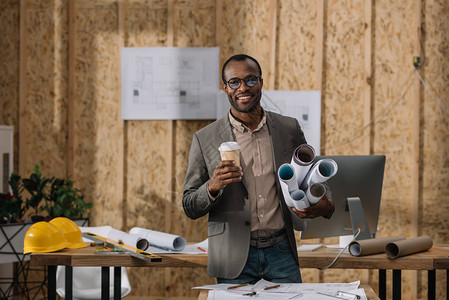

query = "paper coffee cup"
[{"left": 218, "top": 142, "right": 241, "bottom": 167}]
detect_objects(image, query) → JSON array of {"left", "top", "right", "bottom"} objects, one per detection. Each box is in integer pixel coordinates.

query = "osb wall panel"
[
  {"left": 123, "top": 1, "right": 172, "bottom": 297},
  {"left": 170, "top": 1, "right": 219, "bottom": 296},
  {"left": 72, "top": 1, "right": 123, "bottom": 227},
  {"left": 124, "top": 0, "right": 168, "bottom": 46},
  {"left": 277, "top": 0, "right": 318, "bottom": 90},
  {"left": 221, "top": 0, "right": 276, "bottom": 89},
  {"left": 373, "top": 1, "right": 415, "bottom": 238},
  {"left": 373, "top": 2, "right": 416, "bottom": 298},
  {"left": 420, "top": 0, "right": 449, "bottom": 298},
  {"left": 0, "top": 1, "right": 19, "bottom": 171},
  {"left": 125, "top": 120, "right": 170, "bottom": 296},
  {"left": 22, "top": 0, "right": 68, "bottom": 180},
  {"left": 322, "top": 0, "right": 366, "bottom": 156},
  {"left": 173, "top": 0, "right": 216, "bottom": 47},
  {"left": 318, "top": 0, "right": 368, "bottom": 286}
]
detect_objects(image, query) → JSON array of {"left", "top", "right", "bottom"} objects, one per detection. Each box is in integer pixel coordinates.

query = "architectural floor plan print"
[{"left": 122, "top": 47, "right": 219, "bottom": 120}]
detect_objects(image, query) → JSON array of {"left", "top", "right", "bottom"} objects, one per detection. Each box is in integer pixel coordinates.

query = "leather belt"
[{"left": 250, "top": 229, "right": 287, "bottom": 248}]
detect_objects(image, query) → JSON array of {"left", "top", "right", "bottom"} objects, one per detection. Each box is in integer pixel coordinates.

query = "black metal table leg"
[
  {"left": 114, "top": 267, "right": 121, "bottom": 300},
  {"left": 65, "top": 266, "right": 73, "bottom": 300},
  {"left": 393, "top": 269, "right": 401, "bottom": 300},
  {"left": 379, "top": 269, "right": 386, "bottom": 300},
  {"left": 428, "top": 270, "right": 436, "bottom": 300},
  {"left": 101, "top": 267, "right": 110, "bottom": 300},
  {"left": 47, "top": 265, "right": 56, "bottom": 300}
]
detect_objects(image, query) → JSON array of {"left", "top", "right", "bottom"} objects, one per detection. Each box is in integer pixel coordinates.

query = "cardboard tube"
[
  {"left": 349, "top": 236, "right": 406, "bottom": 256},
  {"left": 385, "top": 236, "right": 433, "bottom": 258}
]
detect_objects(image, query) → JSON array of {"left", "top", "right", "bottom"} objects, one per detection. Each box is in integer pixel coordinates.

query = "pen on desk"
[
  {"left": 264, "top": 284, "right": 280, "bottom": 290},
  {"left": 197, "top": 247, "right": 207, "bottom": 253},
  {"left": 336, "top": 291, "right": 361, "bottom": 300},
  {"left": 227, "top": 283, "right": 248, "bottom": 289}
]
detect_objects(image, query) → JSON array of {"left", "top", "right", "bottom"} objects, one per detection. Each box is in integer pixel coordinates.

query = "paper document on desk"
[{"left": 194, "top": 279, "right": 367, "bottom": 300}]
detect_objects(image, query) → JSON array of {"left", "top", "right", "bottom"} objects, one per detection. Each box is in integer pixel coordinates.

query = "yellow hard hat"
[
  {"left": 49, "top": 217, "right": 87, "bottom": 249},
  {"left": 23, "top": 221, "right": 70, "bottom": 254}
]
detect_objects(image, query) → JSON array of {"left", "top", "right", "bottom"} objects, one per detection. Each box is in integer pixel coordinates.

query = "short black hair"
[{"left": 221, "top": 54, "right": 262, "bottom": 82}]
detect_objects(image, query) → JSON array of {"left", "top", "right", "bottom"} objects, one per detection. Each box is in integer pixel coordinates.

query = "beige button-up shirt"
[{"left": 229, "top": 112, "right": 284, "bottom": 238}]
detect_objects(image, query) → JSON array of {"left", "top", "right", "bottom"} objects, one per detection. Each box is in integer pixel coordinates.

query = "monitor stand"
[{"left": 347, "top": 197, "right": 372, "bottom": 241}]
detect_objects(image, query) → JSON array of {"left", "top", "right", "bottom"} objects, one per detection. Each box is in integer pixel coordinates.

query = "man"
[{"left": 182, "top": 54, "right": 334, "bottom": 284}]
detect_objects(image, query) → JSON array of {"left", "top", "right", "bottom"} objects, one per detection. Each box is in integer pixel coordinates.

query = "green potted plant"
[
  {"left": 21, "top": 165, "right": 52, "bottom": 222},
  {"left": 0, "top": 165, "right": 92, "bottom": 223},
  {"left": 43, "top": 177, "right": 92, "bottom": 219}
]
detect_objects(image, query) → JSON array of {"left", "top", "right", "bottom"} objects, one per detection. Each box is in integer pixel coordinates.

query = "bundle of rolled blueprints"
[
  {"left": 129, "top": 227, "right": 186, "bottom": 251},
  {"left": 278, "top": 144, "right": 338, "bottom": 212}
]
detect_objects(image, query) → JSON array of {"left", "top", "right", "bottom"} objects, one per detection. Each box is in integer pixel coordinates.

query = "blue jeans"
[{"left": 216, "top": 239, "right": 302, "bottom": 284}]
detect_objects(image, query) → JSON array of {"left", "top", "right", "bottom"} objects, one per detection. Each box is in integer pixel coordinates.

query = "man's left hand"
[{"left": 291, "top": 194, "right": 334, "bottom": 219}]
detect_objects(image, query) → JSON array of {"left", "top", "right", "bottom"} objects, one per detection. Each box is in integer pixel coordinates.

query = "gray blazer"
[{"left": 182, "top": 111, "right": 307, "bottom": 278}]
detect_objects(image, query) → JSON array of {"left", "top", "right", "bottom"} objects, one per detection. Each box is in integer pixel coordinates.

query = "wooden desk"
[
  {"left": 31, "top": 245, "right": 449, "bottom": 300},
  {"left": 197, "top": 285, "right": 381, "bottom": 300}
]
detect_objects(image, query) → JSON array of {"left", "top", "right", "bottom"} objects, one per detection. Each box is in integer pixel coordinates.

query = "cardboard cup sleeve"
[
  {"left": 385, "top": 236, "right": 433, "bottom": 259},
  {"left": 349, "top": 236, "right": 406, "bottom": 256}
]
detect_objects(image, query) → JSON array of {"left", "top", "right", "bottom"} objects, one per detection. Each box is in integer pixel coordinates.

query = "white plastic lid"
[{"left": 218, "top": 141, "right": 240, "bottom": 151}]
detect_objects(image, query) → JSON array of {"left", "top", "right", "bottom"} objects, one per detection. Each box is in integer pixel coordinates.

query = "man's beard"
[{"left": 229, "top": 95, "right": 261, "bottom": 113}]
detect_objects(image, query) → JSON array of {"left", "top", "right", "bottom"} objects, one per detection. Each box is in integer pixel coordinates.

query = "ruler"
[{"left": 82, "top": 232, "right": 162, "bottom": 262}]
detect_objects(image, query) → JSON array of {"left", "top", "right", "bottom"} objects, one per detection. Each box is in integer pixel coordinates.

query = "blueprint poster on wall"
[
  {"left": 121, "top": 47, "right": 219, "bottom": 120},
  {"left": 217, "top": 90, "right": 321, "bottom": 154}
]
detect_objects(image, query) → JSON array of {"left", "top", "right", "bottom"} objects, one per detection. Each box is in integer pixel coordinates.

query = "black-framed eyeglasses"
[{"left": 223, "top": 75, "right": 261, "bottom": 90}]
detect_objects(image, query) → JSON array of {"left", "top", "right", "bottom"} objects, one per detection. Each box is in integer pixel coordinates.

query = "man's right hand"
[{"left": 208, "top": 160, "right": 243, "bottom": 196}]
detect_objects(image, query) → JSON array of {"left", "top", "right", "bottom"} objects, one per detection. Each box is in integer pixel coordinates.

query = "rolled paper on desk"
[
  {"left": 349, "top": 236, "right": 406, "bottom": 256},
  {"left": 290, "top": 144, "right": 315, "bottom": 187},
  {"left": 385, "top": 236, "right": 433, "bottom": 258},
  {"left": 107, "top": 228, "right": 149, "bottom": 251},
  {"left": 130, "top": 227, "right": 186, "bottom": 251}
]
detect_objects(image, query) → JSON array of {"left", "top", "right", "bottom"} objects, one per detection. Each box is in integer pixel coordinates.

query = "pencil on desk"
[
  {"left": 264, "top": 284, "right": 280, "bottom": 290},
  {"left": 197, "top": 247, "right": 207, "bottom": 253},
  {"left": 227, "top": 283, "right": 248, "bottom": 289}
]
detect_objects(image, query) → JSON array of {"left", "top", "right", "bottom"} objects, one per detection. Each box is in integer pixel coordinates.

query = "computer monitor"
[{"left": 300, "top": 155, "right": 386, "bottom": 240}]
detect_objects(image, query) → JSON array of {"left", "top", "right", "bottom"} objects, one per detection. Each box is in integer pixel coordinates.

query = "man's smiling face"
[{"left": 222, "top": 59, "right": 263, "bottom": 114}]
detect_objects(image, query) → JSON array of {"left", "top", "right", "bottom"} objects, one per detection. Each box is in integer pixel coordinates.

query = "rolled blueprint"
[
  {"left": 291, "top": 189, "right": 309, "bottom": 211},
  {"left": 300, "top": 158, "right": 338, "bottom": 190},
  {"left": 278, "top": 163, "right": 299, "bottom": 193},
  {"left": 280, "top": 181, "right": 295, "bottom": 207},
  {"left": 348, "top": 236, "right": 406, "bottom": 256},
  {"left": 107, "top": 228, "right": 149, "bottom": 251},
  {"left": 290, "top": 144, "right": 315, "bottom": 187},
  {"left": 306, "top": 182, "right": 326, "bottom": 205},
  {"left": 129, "top": 227, "right": 186, "bottom": 251},
  {"left": 385, "top": 236, "right": 433, "bottom": 259}
]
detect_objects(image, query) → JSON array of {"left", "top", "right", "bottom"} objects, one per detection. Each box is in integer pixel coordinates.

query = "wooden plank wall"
[{"left": 1, "top": 0, "right": 448, "bottom": 299}]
